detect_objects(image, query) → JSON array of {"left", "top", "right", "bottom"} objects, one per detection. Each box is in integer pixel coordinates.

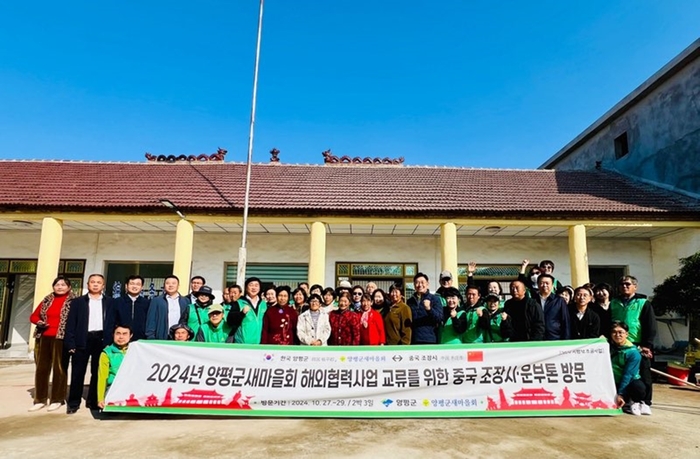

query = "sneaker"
[
  {"left": 623, "top": 402, "right": 642, "bottom": 416},
  {"left": 47, "top": 402, "right": 63, "bottom": 412},
  {"left": 28, "top": 403, "right": 46, "bottom": 412},
  {"left": 639, "top": 402, "right": 652, "bottom": 416}
]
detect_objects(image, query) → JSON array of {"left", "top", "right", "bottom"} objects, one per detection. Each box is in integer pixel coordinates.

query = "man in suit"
[
  {"left": 64, "top": 273, "right": 113, "bottom": 414},
  {"left": 109, "top": 275, "right": 150, "bottom": 341},
  {"left": 145, "top": 275, "right": 189, "bottom": 340}
]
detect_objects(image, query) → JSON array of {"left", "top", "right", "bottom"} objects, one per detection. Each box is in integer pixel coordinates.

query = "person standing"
[
  {"left": 504, "top": 281, "right": 545, "bottom": 342},
  {"left": 181, "top": 285, "right": 216, "bottom": 338},
  {"left": 329, "top": 292, "right": 361, "bottom": 345},
  {"left": 537, "top": 274, "right": 571, "bottom": 340},
  {"left": 145, "top": 275, "right": 190, "bottom": 340},
  {"left": 110, "top": 275, "right": 149, "bottom": 341},
  {"left": 479, "top": 293, "right": 513, "bottom": 343},
  {"left": 28, "top": 276, "right": 77, "bottom": 412},
  {"left": 64, "top": 274, "right": 113, "bottom": 414},
  {"left": 261, "top": 286, "right": 298, "bottom": 345},
  {"left": 188, "top": 276, "right": 206, "bottom": 304},
  {"left": 610, "top": 276, "right": 657, "bottom": 414},
  {"left": 590, "top": 283, "right": 613, "bottom": 340},
  {"left": 359, "top": 293, "right": 385, "bottom": 345},
  {"left": 439, "top": 287, "right": 467, "bottom": 344},
  {"left": 297, "top": 294, "right": 332, "bottom": 345},
  {"left": 227, "top": 277, "right": 267, "bottom": 344},
  {"left": 407, "top": 273, "right": 443, "bottom": 344},
  {"left": 568, "top": 286, "right": 601, "bottom": 339},
  {"left": 384, "top": 285, "right": 412, "bottom": 345}
]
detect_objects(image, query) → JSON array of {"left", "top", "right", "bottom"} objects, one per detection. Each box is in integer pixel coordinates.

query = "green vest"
[
  {"left": 234, "top": 298, "right": 267, "bottom": 344},
  {"left": 483, "top": 308, "right": 507, "bottom": 343},
  {"left": 610, "top": 297, "right": 646, "bottom": 344},
  {"left": 186, "top": 303, "right": 211, "bottom": 337},
  {"left": 462, "top": 307, "right": 483, "bottom": 344},
  {"left": 200, "top": 321, "right": 232, "bottom": 343},
  {"left": 439, "top": 310, "right": 465, "bottom": 344},
  {"left": 104, "top": 344, "right": 128, "bottom": 387}
]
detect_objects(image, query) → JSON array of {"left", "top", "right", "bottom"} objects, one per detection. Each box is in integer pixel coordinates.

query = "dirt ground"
[{"left": 1, "top": 363, "right": 699, "bottom": 459}]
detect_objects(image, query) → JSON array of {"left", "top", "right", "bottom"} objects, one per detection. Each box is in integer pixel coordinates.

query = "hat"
[
  {"left": 338, "top": 280, "right": 352, "bottom": 289},
  {"left": 194, "top": 285, "right": 216, "bottom": 300},
  {"left": 168, "top": 323, "right": 194, "bottom": 341},
  {"left": 439, "top": 270, "right": 453, "bottom": 281},
  {"left": 208, "top": 304, "right": 224, "bottom": 315},
  {"left": 484, "top": 293, "right": 500, "bottom": 303}
]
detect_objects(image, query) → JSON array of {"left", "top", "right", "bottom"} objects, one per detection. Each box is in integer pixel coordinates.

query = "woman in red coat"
[
  {"left": 29, "top": 276, "right": 76, "bottom": 412},
  {"left": 359, "top": 294, "right": 386, "bottom": 346},
  {"left": 329, "top": 292, "right": 361, "bottom": 345}
]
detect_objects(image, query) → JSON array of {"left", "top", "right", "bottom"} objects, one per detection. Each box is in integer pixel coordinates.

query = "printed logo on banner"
[{"left": 467, "top": 350, "right": 484, "bottom": 362}]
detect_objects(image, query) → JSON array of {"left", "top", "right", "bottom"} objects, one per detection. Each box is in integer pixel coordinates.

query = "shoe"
[
  {"left": 639, "top": 402, "right": 652, "bottom": 415},
  {"left": 28, "top": 403, "right": 46, "bottom": 412},
  {"left": 66, "top": 407, "right": 79, "bottom": 415},
  {"left": 623, "top": 402, "right": 641, "bottom": 416},
  {"left": 47, "top": 402, "right": 63, "bottom": 412}
]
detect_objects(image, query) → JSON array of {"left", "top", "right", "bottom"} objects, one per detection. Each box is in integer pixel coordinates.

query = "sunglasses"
[{"left": 352, "top": 292, "right": 363, "bottom": 296}]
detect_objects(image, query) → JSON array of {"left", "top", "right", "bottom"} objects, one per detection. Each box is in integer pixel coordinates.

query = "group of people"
[{"left": 28, "top": 258, "right": 657, "bottom": 417}]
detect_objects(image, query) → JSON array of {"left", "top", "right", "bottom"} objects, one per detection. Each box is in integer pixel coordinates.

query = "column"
[
  {"left": 440, "top": 222, "right": 458, "bottom": 281},
  {"left": 568, "top": 224, "right": 589, "bottom": 287},
  {"left": 173, "top": 219, "right": 194, "bottom": 295},
  {"left": 308, "top": 221, "right": 327, "bottom": 287},
  {"left": 30, "top": 217, "right": 64, "bottom": 351}
]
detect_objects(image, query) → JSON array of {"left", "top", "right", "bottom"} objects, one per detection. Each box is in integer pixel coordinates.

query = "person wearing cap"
[
  {"left": 195, "top": 304, "right": 233, "bottom": 343},
  {"left": 181, "top": 285, "right": 216, "bottom": 338},
  {"left": 336, "top": 280, "right": 352, "bottom": 299},
  {"left": 297, "top": 294, "right": 332, "bottom": 345},
  {"left": 261, "top": 286, "right": 298, "bottom": 345},
  {"left": 435, "top": 270, "right": 454, "bottom": 307},
  {"left": 557, "top": 285, "right": 575, "bottom": 305},
  {"left": 478, "top": 293, "right": 513, "bottom": 343},
  {"left": 438, "top": 287, "right": 467, "bottom": 344},
  {"left": 227, "top": 277, "right": 268, "bottom": 344},
  {"left": 168, "top": 323, "right": 194, "bottom": 341}
]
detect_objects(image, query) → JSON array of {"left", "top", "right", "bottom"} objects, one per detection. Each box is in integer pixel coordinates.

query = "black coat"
[
  {"left": 568, "top": 305, "right": 601, "bottom": 340},
  {"left": 110, "top": 294, "right": 151, "bottom": 341},
  {"left": 503, "top": 296, "right": 545, "bottom": 342},
  {"left": 64, "top": 294, "right": 112, "bottom": 350}
]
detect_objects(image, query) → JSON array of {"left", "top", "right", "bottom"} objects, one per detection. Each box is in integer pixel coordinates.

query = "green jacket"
[
  {"left": 439, "top": 310, "right": 465, "bottom": 344},
  {"left": 610, "top": 339, "right": 641, "bottom": 394},
  {"left": 461, "top": 306, "right": 483, "bottom": 344},
  {"left": 196, "top": 321, "right": 233, "bottom": 343},
  {"left": 233, "top": 297, "right": 267, "bottom": 344},
  {"left": 184, "top": 302, "right": 211, "bottom": 337},
  {"left": 97, "top": 343, "right": 128, "bottom": 403}
]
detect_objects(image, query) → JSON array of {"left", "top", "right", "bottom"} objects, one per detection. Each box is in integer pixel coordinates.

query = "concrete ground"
[{"left": 1, "top": 363, "right": 699, "bottom": 459}]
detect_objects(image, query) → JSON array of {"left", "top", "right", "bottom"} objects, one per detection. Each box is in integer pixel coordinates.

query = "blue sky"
[{"left": 1, "top": 1, "right": 698, "bottom": 169}]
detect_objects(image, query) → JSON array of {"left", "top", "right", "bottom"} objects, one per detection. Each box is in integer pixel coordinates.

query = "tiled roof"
[{"left": 0, "top": 160, "right": 699, "bottom": 219}]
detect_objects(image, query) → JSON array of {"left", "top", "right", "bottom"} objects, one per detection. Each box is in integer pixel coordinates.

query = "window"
[
  {"left": 105, "top": 262, "right": 174, "bottom": 298},
  {"left": 614, "top": 132, "right": 629, "bottom": 159}
]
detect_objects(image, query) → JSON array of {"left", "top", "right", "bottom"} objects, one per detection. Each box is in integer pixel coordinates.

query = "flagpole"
[{"left": 237, "top": 0, "right": 264, "bottom": 287}]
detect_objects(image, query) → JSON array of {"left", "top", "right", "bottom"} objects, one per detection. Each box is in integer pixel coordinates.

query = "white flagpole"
[{"left": 237, "top": 0, "right": 264, "bottom": 287}]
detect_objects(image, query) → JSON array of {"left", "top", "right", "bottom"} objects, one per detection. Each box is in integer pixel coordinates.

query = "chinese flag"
[{"left": 467, "top": 351, "right": 483, "bottom": 362}]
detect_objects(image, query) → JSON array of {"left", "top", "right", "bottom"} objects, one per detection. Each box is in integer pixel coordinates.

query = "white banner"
[{"left": 104, "top": 339, "right": 619, "bottom": 418}]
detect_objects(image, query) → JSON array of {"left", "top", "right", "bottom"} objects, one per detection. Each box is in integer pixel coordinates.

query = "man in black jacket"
[
  {"left": 109, "top": 275, "right": 149, "bottom": 341},
  {"left": 504, "top": 281, "right": 544, "bottom": 342},
  {"left": 64, "top": 274, "right": 112, "bottom": 414}
]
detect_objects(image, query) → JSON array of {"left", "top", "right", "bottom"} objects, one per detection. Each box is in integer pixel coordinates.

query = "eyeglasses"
[
  {"left": 619, "top": 282, "right": 633, "bottom": 287},
  {"left": 611, "top": 330, "right": 627, "bottom": 335}
]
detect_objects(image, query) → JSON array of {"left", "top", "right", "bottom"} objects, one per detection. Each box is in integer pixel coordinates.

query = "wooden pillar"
[
  {"left": 440, "top": 222, "right": 458, "bottom": 282},
  {"left": 308, "top": 222, "right": 327, "bottom": 286},
  {"left": 568, "top": 224, "right": 589, "bottom": 287},
  {"left": 29, "top": 217, "right": 63, "bottom": 351},
  {"left": 173, "top": 219, "right": 194, "bottom": 295}
]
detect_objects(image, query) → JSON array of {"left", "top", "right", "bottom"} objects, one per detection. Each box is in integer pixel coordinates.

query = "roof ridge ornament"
[
  {"left": 145, "top": 148, "right": 228, "bottom": 163},
  {"left": 322, "top": 149, "right": 404, "bottom": 166}
]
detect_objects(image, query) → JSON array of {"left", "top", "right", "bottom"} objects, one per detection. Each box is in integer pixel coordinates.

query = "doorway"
[{"left": 2, "top": 274, "right": 36, "bottom": 350}]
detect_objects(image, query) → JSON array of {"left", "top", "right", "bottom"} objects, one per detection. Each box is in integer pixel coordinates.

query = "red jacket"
[
  {"left": 360, "top": 309, "right": 386, "bottom": 345},
  {"left": 329, "top": 309, "right": 361, "bottom": 345}
]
